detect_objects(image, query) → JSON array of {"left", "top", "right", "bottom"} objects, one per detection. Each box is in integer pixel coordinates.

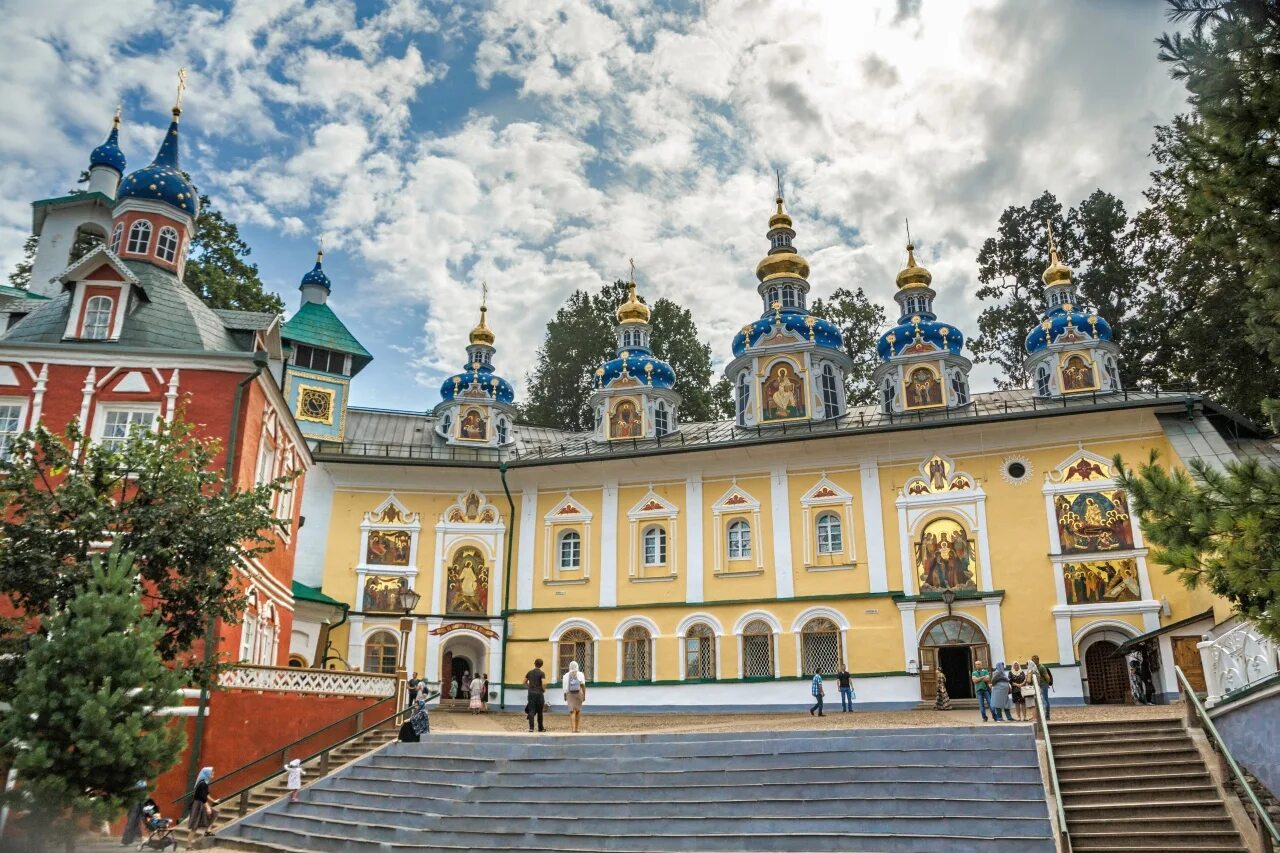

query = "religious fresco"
[
  {"left": 458, "top": 407, "right": 489, "bottom": 441},
  {"left": 916, "top": 517, "right": 978, "bottom": 593},
  {"left": 363, "top": 575, "right": 409, "bottom": 612},
  {"left": 903, "top": 365, "right": 944, "bottom": 409},
  {"left": 904, "top": 455, "right": 974, "bottom": 495},
  {"left": 445, "top": 545, "right": 489, "bottom": 615},
  {"left": 1054, "top": 490, "right": 1134, "bottom": 553},
  {"left": 1060, "top": 354, "right": 1099, "bottom": 393},
  {"left": 446, "top": 490, "right": 497, "bottom": 524},
  {"left": 366, "top": 529, "right": 412, "bottom": 565},
  {"left": 761, "top": 361, "right": 805, "bottom": 421},
  {"left": 609, "top": 398, "right": 642, "bottom": 438},
  {"left": 1062, "top": 558, "right": 1141, "bottom": 605}
]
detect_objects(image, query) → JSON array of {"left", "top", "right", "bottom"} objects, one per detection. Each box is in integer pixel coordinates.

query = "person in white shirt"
[
  {"left": 284, "top": 759, "right": 304, "bottom": 803},
  {"left": 469, "top": 674, "right": 485, "bottom": 713},
  {"left": 563, "top": 660, "right": 588, "bottom": 733}
]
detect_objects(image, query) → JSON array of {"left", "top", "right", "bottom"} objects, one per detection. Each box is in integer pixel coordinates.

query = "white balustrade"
[
  {"left": 219, "top": 664, "right": 397, "bottom": 698},
  {"left": 1198, "top": 619, "right": 1279, "bottom": 707}
]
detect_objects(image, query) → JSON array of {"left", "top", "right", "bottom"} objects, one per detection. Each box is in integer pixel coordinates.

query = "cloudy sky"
[{"left": 0, "top": 0, "right": 1188, "bottom": 409}]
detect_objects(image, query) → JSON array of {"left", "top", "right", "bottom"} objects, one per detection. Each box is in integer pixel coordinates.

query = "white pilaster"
[
  {"left": 516, "top": 488, "right": 537, "bottom": 610},
  {"left": 429, "top": 527, "right": 446, "bottom": 615},
  {"left": 599, "top": 480, "right": 619, "bottom": 607},
  {"left": 164, "top": 369, "right": 180, "bottom": 421},
  {"left": 899, "top": 606, "right": 918, "bottom": 671},
  {"left": 347, "top": 614, "right": 365, "bottom": 670},
  {"left": 1055, "top": 614, "right": 1075, "bottom": 664},
  {"left": 685, "top": 473, "right": 704, "bottom": 603},
  {"left": 424, "top": 616, "right": 442, "bottom": 681},
  {"left": 770, "top": 465, "right": 794, "bottom": 599},
  {"left": 78, "top": 368, "right": 96, "bottom": 428},
  {"left": 984, "top": 598, "right": 1006, "bottom": 664},
  {"left": 897, "top": 504, "right": 914, "bottom": 594},
  {"left": 974, "top": 496, "right": 994, "bottom": 591},
  {"left": 860, "top": 464, "right": 888, "bottom": 592},
  {"left": 29, "top": 363, "right": 48, "bottom": 426}
]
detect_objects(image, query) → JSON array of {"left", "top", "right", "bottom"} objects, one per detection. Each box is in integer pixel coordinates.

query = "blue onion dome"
[
  {"left": 116, "top": 108, "right": 198, "bottom": 217},
  {"left": 594, "top": 352, "right": 677, "bottom": 391},
  {"left": 89, "top": 111, "right": 126, "bottom": 175},
  {"left": 439, "top": 363, "right": 515, "bottom": 405},
  {"left": 1025, "top": 308, "right": 1113, "bottom": 354},
  {"left": 300, "top": 250, "right": 330, "bottom": 290},
  {"left": 877, "top": 316, "right": 966, "bottom": 361},
  {"left": 730, "top": 309, "right": 844, "bottom": 358}
]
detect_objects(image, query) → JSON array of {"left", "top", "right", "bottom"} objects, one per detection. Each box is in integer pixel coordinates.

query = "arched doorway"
[
  {"left": 918, "top": 616, "right": 989, "bottom": 701},
  {"left": 1083, "top": 639, "right": 1130, "bottom": 704},
  {"left": 440, "top": 633, "right": 488, "bottom": 703}
]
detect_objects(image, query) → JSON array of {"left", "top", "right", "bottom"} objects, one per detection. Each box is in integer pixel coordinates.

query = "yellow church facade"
[{"left": 286, "top": 194, "right": 1248, "bottom": 710}]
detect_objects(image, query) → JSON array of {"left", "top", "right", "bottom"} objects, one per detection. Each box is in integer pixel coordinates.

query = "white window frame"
[
  {"left": 125, "top": 220, "right": 152, "bottom": 255},
  {"left": 816, "top": 512, "right": 842, "bottom": 554},
  {"left": 558, "top": 529, "right": 582, "bottom": 571},
  {"left": 92, "top": 403, "right": 161, "bottom": 453},
  {"left": 642, "top": 525, "right": 667, "bottom": 567},
  {"left": 255, "top": 433, "right": 277, "bottom": 488},
  {"left": 736, "top": 370, "right": 750, "bottom": 425},
  {"left": 155, "top": 226, "right": 179, "bottom": 263},
  {"left": 820, "top": 363, "right": 840, "bottom": 419},
  {"left": 0, "top": 398, "right": 28, "bottom": 461},
  {"left": 727, "top": 519, "right": 751, "bottom": 560},
  {"left": 110, "top": 223, "right": 123, "bottom": 253},
  {"left": 654, "top": 401, "right": 669, "bottom": 436},
  {"left": 82, "top": 295, "right": 113, "bottom": 340}
]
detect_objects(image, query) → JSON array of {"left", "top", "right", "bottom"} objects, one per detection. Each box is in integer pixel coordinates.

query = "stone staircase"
[
  {"left": 216, "top": 726, "right": 1054, "bottom": 852},
  {"left": 1050, "top": 716, "right": 1246, "bottom": 851}
]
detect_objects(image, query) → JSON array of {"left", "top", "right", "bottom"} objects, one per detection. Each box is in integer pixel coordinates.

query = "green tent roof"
[
  {"left": 281, "top": 301, "right": 372, "bottom": 374},
  {"left": 0, "top": 284, "right": 49, "bottom": 301},
  {"left": 291, "top": 580, "right": 344, "bottom": 607}
]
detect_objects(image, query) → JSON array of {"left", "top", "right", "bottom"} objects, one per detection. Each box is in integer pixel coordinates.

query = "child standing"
[{"left": 285, "top": 758, "right": 304, "bottom": 803}]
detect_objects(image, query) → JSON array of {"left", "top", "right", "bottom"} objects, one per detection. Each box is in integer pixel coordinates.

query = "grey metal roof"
[
  {"left": 319, "top": 389, "right": 1206, "bottom": 467},
  {"left": 1, "top": 259, "right": 245, "bottom": 353},
  {"left": 214, "top": 309, "right": 278, "bottom": 331}
]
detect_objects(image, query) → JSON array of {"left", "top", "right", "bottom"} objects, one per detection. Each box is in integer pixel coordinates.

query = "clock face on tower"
[{"left": 297, "top": 385, "right": 335, "bottom": 425}]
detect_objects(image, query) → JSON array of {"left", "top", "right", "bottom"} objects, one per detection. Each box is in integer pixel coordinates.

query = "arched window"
[
  {"left": 741, "top": 619, "right": 774, "bottom": 678},
  {"left": 780, "top": 287, "right": 798, "bottom": 308},
  {"left": 767, "top": 286, "right": 780, "bottom": 307},
  {"left": 816, "top": 513, "right": 842, "bottom": 554},
  {"left": 155, "top": 226, "right": 179, "bottom": 263},
  {"left": 239, "top": 601, "right": 258, "bottom": 662},
  {"left": 727, "top": 520, "right": 751, "bottom": 560},
  {"left": 1104, "top": 356, "right": 1121, "bottom": 390},
  {"left": 622, "top": 625, "right": 652, "bottom": 681},
  {"left": 820, "top": 363, "right": 841, "bottom": 419},
  {"left": 558, "top": 530, "right": 582, "bottom": 570},
  {"left": 654, "top": 401, "right": 670, "bottom": 437},
  {"left": 882, "top": 376, "right": 896, "bottom": 413},
  {"left": 643, "top": 525, "right": 667, "bottom": 566},
  {"left": 950, "top": 370, "right": 969, "bottom": 405},
  {"left": 736, "top": 371, "right": 750, "bottom": 425},
  {"left": 441, "top": 413, "right": 452, "bottom": 435},
  {"left": 496, "top": 418, "right": 509, "bottom": 444},
  {"left": 684, "top": 623, "right": 716, "bottom": 680},
  {"left": 82, "top": 296, "right": 113, "bottom": 340},
  {"left": 1036, "top": 365, "right": 1051, "bottom": 397},
  {"left": 557, "top": 627, "right": 594, "bottom": 680},
  {"left": 363, "top": 631, "right": 399, "bottom": 674},
  {"left": 126, "top": 220, "right": 152, "bottom": 255},
  {"left": 110, "top": 223, "right": 124, "bottom": 253},
  {"left": 801, "top": 617, "right": 842, "bottom": 676}
]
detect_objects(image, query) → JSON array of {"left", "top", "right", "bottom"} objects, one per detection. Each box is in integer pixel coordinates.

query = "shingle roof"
[
  {"left": 281, "top": 301, "right": 371, "bottom": 372},
  {"left": 214, "top": 309, "right": 278, "bottom": 331},
  {"left": 0, "top": 258, "right": 246, "bottom": 353}
]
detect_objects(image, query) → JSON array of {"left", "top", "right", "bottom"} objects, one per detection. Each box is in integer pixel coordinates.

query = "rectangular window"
[
  {"left": 99, "top": 408, "right": 156, "bottom": 453},
  {"left": 255, "top": 437, "right": 276, "bottom": 487},
  {"left": 0, "top": 403, "right": 23, "bottom": 460},
  {"left": 293, "top": 344, "right": 347, "bottom": 375}
]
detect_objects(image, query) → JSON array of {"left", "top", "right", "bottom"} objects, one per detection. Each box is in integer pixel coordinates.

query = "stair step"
[{"left": 1068, "top": 830, "right": 1245, "bottom": 849}]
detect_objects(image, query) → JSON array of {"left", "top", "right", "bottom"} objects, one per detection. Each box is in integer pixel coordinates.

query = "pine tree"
[
  {"left": 183, "top": 188, "right": 284, "bottom": 314},
  {"left": 0, "top": 549, "right": 186, "bottom": 853},
  {"left": 1116, "top": 451, "right": 1280, "bottom": 642},
  {"left": 809, "top": 286, "right": 887, "bottom": 406}
]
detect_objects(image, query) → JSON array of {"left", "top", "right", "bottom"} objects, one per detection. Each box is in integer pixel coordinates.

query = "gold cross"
[
  {"left": 1045, "top": 219, "right": 1059, "bottom": 256},
  {"left": 113, "top": 104, "right": 122, "bottom": 128},
  {"left": 628, "top": 257, "right": 636, "bottom": 283},
  {"left": 174, "top": 67, "right": 188, "bottom": 113},
  {"left": 775, "top": 168, "right": 783, "bottom": 199},
  {"left": 481, "top": 280, "right": 488, "bottom": 309}
]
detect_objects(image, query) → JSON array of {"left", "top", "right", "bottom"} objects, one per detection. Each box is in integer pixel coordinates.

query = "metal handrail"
[
  {"left": 1176, "top": 665, "right": 1279, "bottom": 850},
  {"left": 1031, "top": 671, "right": 1071, "bottom": 853},
  {"left": 211, "top": 691, "right": 440, "bottom": 820},
  {"left": 171, "top": 693, "right": 397, "bottom": 807}
]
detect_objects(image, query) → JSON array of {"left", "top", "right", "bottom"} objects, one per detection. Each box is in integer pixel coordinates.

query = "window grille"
[
  {"left": 156, "top": 227, "right": 179, "bottom": 262},
  {"left": 558, "top": 628, "right": 593, "bottom": 680},
  {"left": 801, "top": 617, "right": 841, "bottom": 675},
  {"left": 727, "top": 520, "right": 751, "bottom": 559},
  {"left": 0, "top": 404, "right": 21, "bottom": 461},
  {"left": 126, "top": 220, "right": 152, "bottom": 254},
  {"left": 742, "top": 619, "right": 774, "bottom": 677},
  {"left": 820, "top": 364, "right": 840, "bottom": 418},
  {"left": 643, "top": 526, "right": 666, "bottom": 566},
  {"left": 622, "top": 626, "right": 651, "bottom": 681},
  {"left": 922, "top": 617, "right": 984, "bottom": 646},
  {"left": 83, "top": 296, "right": 112, "bottom": 340},
  {"left": 558, "top": 530, "right": 581, "bottom": 569},
  {"left": 654, "top": 402, "right": 669, "bottom": 436},
  {"left": 684, "top": 623, "right": 715, "bottom": 679},
  {"left": 1036, "top": 366, "right": 1051, "bottom": 397},
  {"left": 363, "top": 631, "right": 399, "bottom": 674},
  {"left": 100, "top": 408, "right": 155, "bottom": 452},
  {"left": 816, "top": 513, "right": 842, "bottom": 554},
  {"left": 781, "top": 287, "right": 798, "bottom": 308}
]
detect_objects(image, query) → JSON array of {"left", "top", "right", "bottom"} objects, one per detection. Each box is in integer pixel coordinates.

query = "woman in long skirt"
[
  {"left": 935, "top": 676, "right": 953, "bottom": 711},
  {"left": 185, "top": 766, "right": 218, "bottom": 846}
]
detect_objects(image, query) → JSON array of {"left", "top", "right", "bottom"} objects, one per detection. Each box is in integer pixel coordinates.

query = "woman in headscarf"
[
  {"left": 469, "top": 673, "right": 485, "bottom": 714},
  {"left": 185, "top": 766, "right": 218, "bottom": 846},
  {"left": 1010, "top": 661, "right": 1029, "bottom": 721},
  {"left": 990, "top": 662, "right": 1013, "bottom": 721},
  {"left": 563, "top": 660, "right": 587, "bottom": 733},
  {"left": 121, "top": 780, "right": 151, "bottom": 845}
]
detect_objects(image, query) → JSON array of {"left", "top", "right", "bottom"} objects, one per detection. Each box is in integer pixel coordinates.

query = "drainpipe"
[
  {"left": 183, "top": 352, "right": 268, "bottom": 799},
  {"left": 499, "top": 461, "right": 517, "bottom": 710},
  {"left": 320, "top": 602, "right": 350, "bottom": 668}
]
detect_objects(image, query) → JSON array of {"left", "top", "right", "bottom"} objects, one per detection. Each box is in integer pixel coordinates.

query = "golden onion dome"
[
  {"left": 768, "top": 196, "right": 793, "bottom": 231},
  {"left": 895, "top": 243, "right": 933, "bottom": 289},
  {"left": 616, "top": 279, "right": 651, "bottom": 324},
  {"left": 469, "top": 304, "right": 496, "bottom": 346},
  {"left": 1042, "top": 225, "right": 1073, "bottom": 286}
]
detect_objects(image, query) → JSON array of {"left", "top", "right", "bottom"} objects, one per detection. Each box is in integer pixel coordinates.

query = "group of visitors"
[
  {"left": 956, "top": 654, "right": 1054, "bottom": 722},
  {"left": 521, "top": 657, "right": 590, "bottom": 733},
  {"left": 807, "top": 666, "right": 857, "bottom": 716}
]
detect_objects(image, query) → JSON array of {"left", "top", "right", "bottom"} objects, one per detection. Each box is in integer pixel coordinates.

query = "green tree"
[
  {"left": 1156, "top": 0, "right": 1280, "bottom": 368},
  {"left": 1116, "top": 450, "right": 1280, "bottom": 642},
  {"left": 184, "top": 187, "right": 284, "bottom": 314},
  {"left": 7, "top": 231, "right": 103, "bottom": 290},
  {"left": 0, "top": 549, "right": 185, "bottom": 853},
  {"left": 523, "top": 281, "right": 721, "bottom": 428},
  {"left": 0, "top": 415, "right": 291, "bottom": 692},
  {"left": 810, "top": 286, "right": 887, "bottom": 406}
]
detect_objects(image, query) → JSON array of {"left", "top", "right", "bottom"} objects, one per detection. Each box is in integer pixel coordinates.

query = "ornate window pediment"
[{"left": 1048, "top": 447, "right": 1115, "bottom": 485}]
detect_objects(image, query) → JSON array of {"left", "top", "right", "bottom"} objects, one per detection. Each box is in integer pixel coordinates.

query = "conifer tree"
[
  {"left": 0, "top": 550, "right": 185, "bottom": 853},
  {"left": 1116, "top": 451, "right": 1280, "bottom": 642}
]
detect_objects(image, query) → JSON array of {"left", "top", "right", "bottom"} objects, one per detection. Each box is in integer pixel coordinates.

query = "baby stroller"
[{"left": 138, "top": 802, "right": 178, "bottom": 851}]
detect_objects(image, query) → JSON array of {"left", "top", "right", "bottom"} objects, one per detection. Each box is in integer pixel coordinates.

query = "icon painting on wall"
[
  {"left": 445, "top": 546, "right": 489, "bottom": 615},
  {"left": 610, "top": 399, "right": 641, "bottom": 438},
  {"left": 916, "top": 517, "right": 978, "bottom": 593},
  {"left": 363, "top": 575, "right": 409, "bottom": 612},
  {"left": 459, "top": 407, "right": 489, "bottom": 441},
  {"left": 761, "top": 361, "right": 805, "bottom": 421},
  {"left": 366, "top": 529, "right": 412, "bottom": 565},
  {"left": 903, "top": 365, "right": 944, "bottom": 409},
  {"left": 1060, "top": 354, "right": 1098, "bottom": 392},
  {"left": 1054, "top": 491, "right": 1133, "bottom": 553},
  {"left": 1062, "top": 558, "right": 1140, "bottom": 604}
]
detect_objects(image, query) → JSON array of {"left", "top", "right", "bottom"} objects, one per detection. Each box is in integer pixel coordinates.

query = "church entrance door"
[
  {"left": 938, "top": 646, "right": 974, "bottom": 699},
  {"left": 918, "top": 615, "right": 989, "bottom": 701},
  {"left": 1084, "top": 640, "right": 1128, "bottom": 704}
]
